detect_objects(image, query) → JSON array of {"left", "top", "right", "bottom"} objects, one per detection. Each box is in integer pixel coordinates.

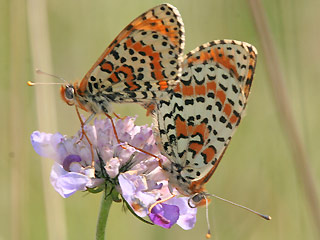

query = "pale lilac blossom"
[{"left": 31, "top": 116, "right": 197, "bottom": 230}]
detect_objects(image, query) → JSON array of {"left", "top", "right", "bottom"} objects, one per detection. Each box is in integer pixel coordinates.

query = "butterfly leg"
[
  {"left": 106, "top": 114, "right": 163, "bottom": 165},
  {"left": 126, "top": 142, "right": 162, "bottom": 165},
  {"left": 78, "top": 113, "right": 96, "bottom": 141},
  {"left": 105, "top": 113, "right": 127, "bottom": 149},
  {"left": 113, "top": 112, "right": 126, "bottom": 120},
  {"left": 75, "top": 106, "right": 95, "bottom": 168}
]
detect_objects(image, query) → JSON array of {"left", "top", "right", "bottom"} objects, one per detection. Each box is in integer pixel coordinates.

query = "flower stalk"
[{"left": 96, "top": 185, "right": 113, "bottom": 240}]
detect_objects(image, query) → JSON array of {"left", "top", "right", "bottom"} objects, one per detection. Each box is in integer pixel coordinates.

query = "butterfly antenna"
[
  {"left": 208, "top": 193, "right": 271, "bottom": 220},
  {"left": 27, "top": 69, "right": 68, "bottom": 86}
]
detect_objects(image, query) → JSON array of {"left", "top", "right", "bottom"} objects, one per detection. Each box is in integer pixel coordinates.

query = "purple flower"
[
  {"left": 165, "top": 196, "right": 197, "bottom": 230},
  {"left": 118, "top": 172, "right": 197, "bottom": 229},
  {"left": 149, "top": 203, "right": 180, "bottom": 229},
  {"left": 30, "top": 116, "right": 197, "bottom": 230}
]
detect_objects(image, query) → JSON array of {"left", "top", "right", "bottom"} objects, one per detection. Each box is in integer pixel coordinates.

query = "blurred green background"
[{"left": 1, "top": 0, "right": 320, "bottom": 239}]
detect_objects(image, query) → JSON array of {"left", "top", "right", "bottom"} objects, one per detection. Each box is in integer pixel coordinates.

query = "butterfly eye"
[
  {"left": 188, "top": 193, "right": 203, "bottom": 208},
  {"left": 192, "top": 193, "right": 204, "bottom": 203},
  {"left": 65, "top": 85, "right": 75, "bottom": 100},
  {"left": 188, "top": 193, "right": 206, "bottom": 208}
]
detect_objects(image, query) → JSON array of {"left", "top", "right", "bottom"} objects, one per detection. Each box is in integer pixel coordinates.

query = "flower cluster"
[{"left": 31, "top": 116, "right": 197, "bottom": 230}]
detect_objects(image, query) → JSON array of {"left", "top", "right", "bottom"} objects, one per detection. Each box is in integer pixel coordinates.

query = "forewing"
[
  {"left": 156, "top": 40, "right": 257, "bottom": 184},
  {"left": 79, "top": 4, "right": 185, "bottom": 102}
]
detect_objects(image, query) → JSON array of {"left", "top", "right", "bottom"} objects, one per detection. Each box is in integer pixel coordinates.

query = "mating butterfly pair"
[{"left": 60, "top": 4, "right": 257, "bottom": 206}]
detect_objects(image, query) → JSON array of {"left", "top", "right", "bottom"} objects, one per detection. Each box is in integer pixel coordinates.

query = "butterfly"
[
  {"left": 38, "top": 4, "right": 185, "bottom": 165},
  {"left": 60, "top": 3, "right": 185, "bottom": 124},
  {"left": 151, "top": 39, "right": 258, "bottom": 205}
]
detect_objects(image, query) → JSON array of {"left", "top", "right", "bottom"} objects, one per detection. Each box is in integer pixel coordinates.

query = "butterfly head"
[
  {"left": 60, "top": 81, "right": 109, "bottom": 114},
  {"left": 188, "top": 192, "right": 210, "bottom": 208},
  {"left": 60, "top": 84, "right": 76, "bottom": 106}
]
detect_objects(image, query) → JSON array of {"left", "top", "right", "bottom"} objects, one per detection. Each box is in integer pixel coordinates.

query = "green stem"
[{"left": 96, "top": 188, "right": 113, "bottom": 240}]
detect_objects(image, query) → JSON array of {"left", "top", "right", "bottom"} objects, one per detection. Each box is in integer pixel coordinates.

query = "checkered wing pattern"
[
  {"left": 154, "top": 40, "right": 257, "bottom": 195},
  {"left": 72, "top": 4, "right": 185, "bottom": 115}
]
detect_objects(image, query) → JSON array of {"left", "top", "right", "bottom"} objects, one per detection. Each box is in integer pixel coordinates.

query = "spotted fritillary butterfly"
[
  {"left": 60, "top": 4, "right": 185, "bottom": 120},
  {"left": 151, "top": 40, "right": 257, "bottom": 204}
]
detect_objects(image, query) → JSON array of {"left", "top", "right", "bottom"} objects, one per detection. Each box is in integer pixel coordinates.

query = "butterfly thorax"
[{"left": 60, "top": 81, "right": 113, "bottom": 115}]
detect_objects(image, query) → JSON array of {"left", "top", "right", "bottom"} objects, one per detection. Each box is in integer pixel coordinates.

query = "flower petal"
[
  {"left": 118, "top": 172, "right": 159, "bottom": 217},
  {"left": 31, "top": 131, "right": 66, "bottom": 162},
  {"left": 50, "top": 163, "right": 90, "bottom": 198},
  {"left": 166, "top": 197, "right": 197, "bottom": 230},
  {"left": 149, "top": 203, "right": 180, "bottom": 229},
  {"left": 63, "top": 154, "right": 81, "bottom": 171},
  {"left": 105, "top": 157, "right": 120, "bottom": 178}
]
